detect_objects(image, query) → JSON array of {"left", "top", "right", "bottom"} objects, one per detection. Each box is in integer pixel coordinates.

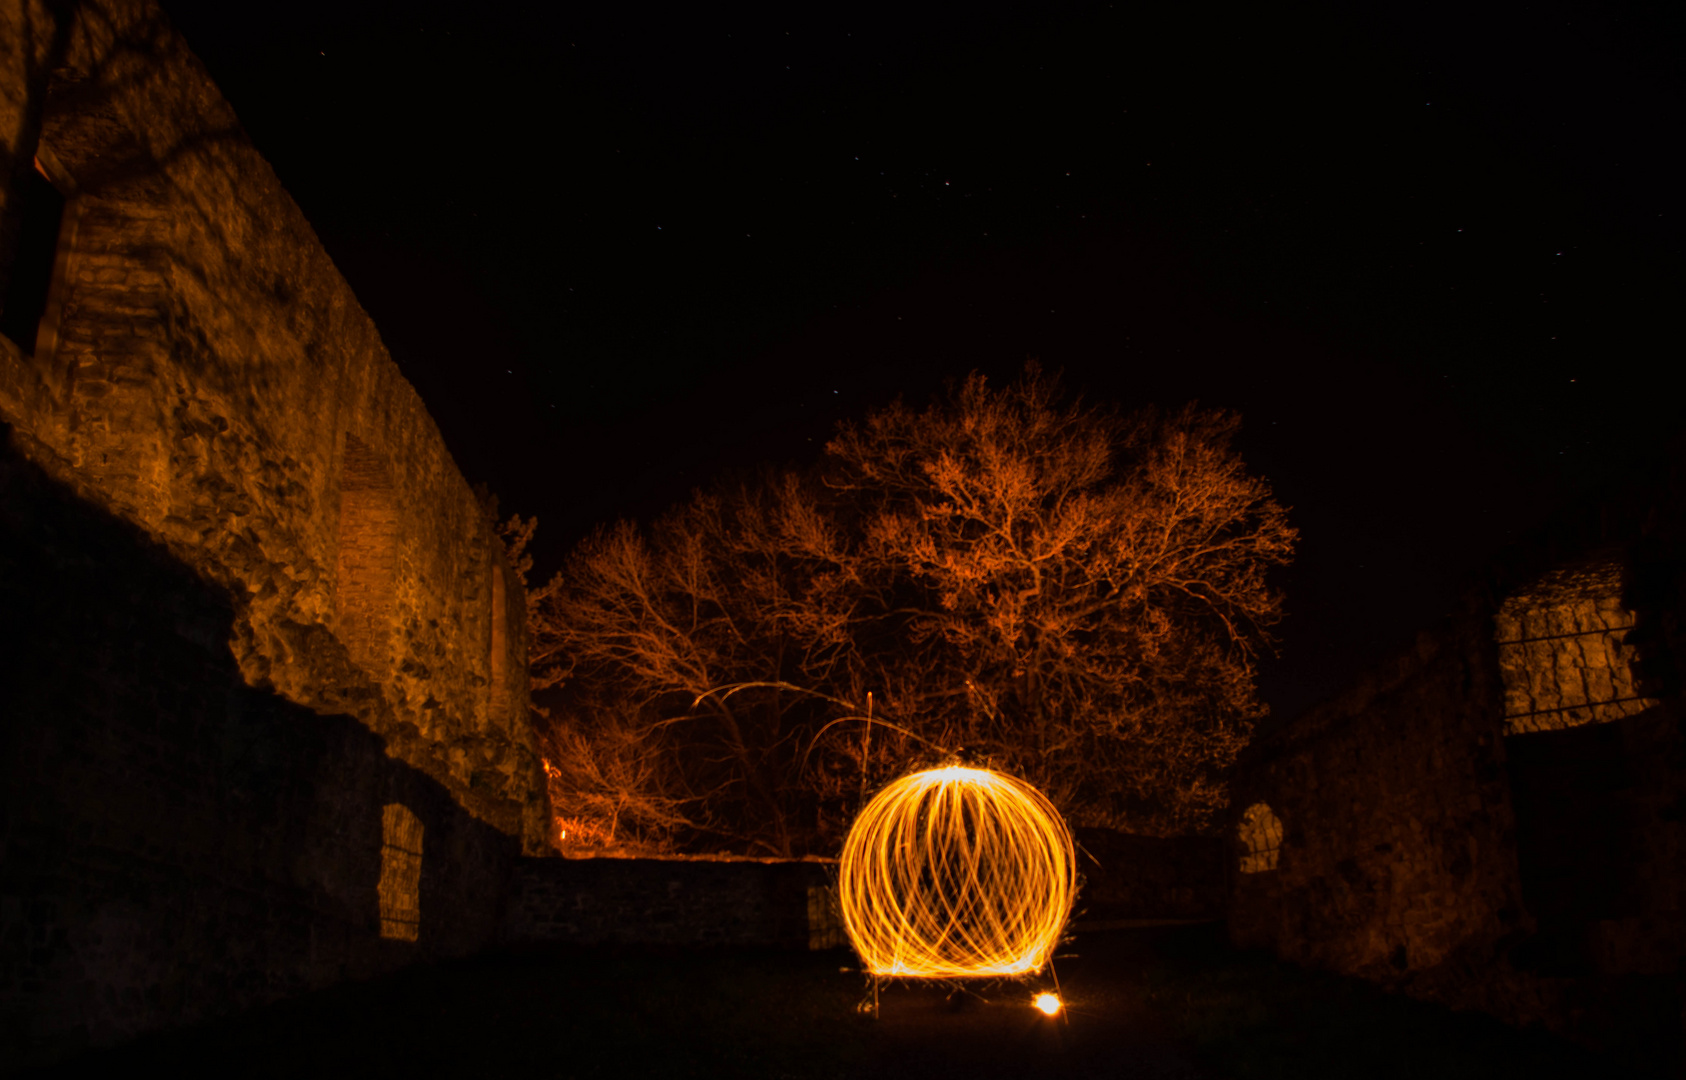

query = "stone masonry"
[
  {"left": 1228, "top": 603, "right": 1526, "bottom": 987},
  {"left": 0, "top": 0, "right": 545, "bottom": 845},
  {"left": 1230, "top": 528, "right": 1686, "bottom": 1057},
  {"left": 0, "top": 0, "right": 551, "bottom": 1064}
]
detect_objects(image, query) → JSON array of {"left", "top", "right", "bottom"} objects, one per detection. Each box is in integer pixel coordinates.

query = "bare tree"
[
  {"left": 533, "top": 479, "right": 871, "bottom": 855},
  {"left": 530, "top": 366, "right": 1296, "bottom": 854},
  {"left": 827, "top": 368, "right": 1296, "bottom": 834}
]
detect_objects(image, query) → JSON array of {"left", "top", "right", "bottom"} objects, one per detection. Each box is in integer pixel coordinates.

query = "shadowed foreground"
[{"left": 20, "top": 926, "right": 1646, "bottom": 1079}]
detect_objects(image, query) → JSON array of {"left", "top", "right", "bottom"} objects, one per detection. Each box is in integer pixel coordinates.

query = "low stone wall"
[
  {"left": 504, "top": 856, "right": 838, "bottom": 951},
  {"left": 506, "top": 832, "right": 1227, "bottom": 953},
  {"left": 1074, "top": 829, "right": 1225, "bottom": 923}
]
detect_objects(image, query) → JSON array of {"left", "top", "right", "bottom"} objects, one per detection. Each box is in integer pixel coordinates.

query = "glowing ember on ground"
[
  {"left": 838, "top": 765, "right": 1077, "bottom": 979},
  {"left": 1033, "top": 992, "right": 1063, "bottom": 1016}
]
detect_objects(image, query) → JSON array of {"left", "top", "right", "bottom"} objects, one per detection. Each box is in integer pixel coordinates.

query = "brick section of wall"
[
  {"left": 1228, "top": 606, "right": 1528, "bottom": 992},
  {"left": 0, "top": 435, "right": 518, "bottom": 1067},
  {"left": 334, "top": 434, "right": 400, "bottom": 674},
  {"left": 504, "top": 857, "right": 835, "bottom": 951},
  {"left": 0, "top": 0, "right": 546, "bottom": 850},
  {"left": 1496, "top": 559, "right": 1655, "bottom": 734}
]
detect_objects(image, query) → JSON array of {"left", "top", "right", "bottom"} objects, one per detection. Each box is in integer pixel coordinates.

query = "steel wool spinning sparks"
[{"left": 838, "top": 765, "right": 1077, "bottom": 978}]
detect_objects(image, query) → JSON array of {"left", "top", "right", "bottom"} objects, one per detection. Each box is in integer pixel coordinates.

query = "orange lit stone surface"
[{"left": 0, "top": 0, "right": 545, "bottom": 849}]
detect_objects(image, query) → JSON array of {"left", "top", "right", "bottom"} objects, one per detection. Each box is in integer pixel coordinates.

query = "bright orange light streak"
[
  {"left": 1033, "top": 992, "right": 1062, "bottom": 1015},
  {"left": 838, "top": 765, "right": 1077, "bottom": 979}
]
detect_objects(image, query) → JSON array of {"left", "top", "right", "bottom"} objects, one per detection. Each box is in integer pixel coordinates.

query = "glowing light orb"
[
  {"left": 837, "top": 765, "right": 1077, "bottom": 979},
  {"left": 1033, "top": 992, "right": 1063, "bottom": 1016}
]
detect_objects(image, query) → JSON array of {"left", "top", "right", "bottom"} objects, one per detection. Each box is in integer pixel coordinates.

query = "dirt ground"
[{"left": 20, "top": 925, "right": 1654, "bottom": 1079}]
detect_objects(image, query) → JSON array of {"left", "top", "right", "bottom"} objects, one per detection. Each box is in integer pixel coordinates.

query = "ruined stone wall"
[
  {"left": 1519, "top": 705, "right": 1686, "bottom": 977},
  {"left": 0, "top": 433, "right": 519, "bottom": 1066},
  {"left": 1595, "top": 709, "right": 1686, "bottom": 975},
  {"left": 1596, "top": 533, "right": 1686, "bottom": 978},
  {"left": 1228, "top": 605, "right": 1527, "bottom": 989},
  {"left": 0, "top": 0, "right": 553, "bottom": 1064},
  {"left": 1496, "top": 559, "right": 1657, "bottom": 734},
  {"left": 1230, "top": 546, "right": 1686, "bottom": 1052},
  {"left": 0, "top": 0, "right": 545, "bottom": 847},
  {"left": 0, "top": 1, "right": 63, "bottom": 302},
  {"left": 1496, "top": 555, "right": 1686, "bottom": 993}
]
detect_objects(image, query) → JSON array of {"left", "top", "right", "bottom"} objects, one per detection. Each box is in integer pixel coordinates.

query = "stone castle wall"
[
  {"left": 0, "top": 0, "right": 544, "bottom": 842},
  {"left": 1228, "top": 604, "right": 1527, "bottom": 988},
  {"left": 1496, "top": 560, "right": 1656, "bottom": 734},
  {"left": 0, "top": 0, "right": 550, "bottom": 1063},
  {"left": 0, "top": 432, "right": 520, "bottom": 1065},
  {"left": 1230, "top": 540, "right": 1686, "bottom": 1055}
]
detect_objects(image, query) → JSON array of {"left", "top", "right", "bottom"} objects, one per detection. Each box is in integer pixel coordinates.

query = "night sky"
[{"left": 159, "top": 0, "right": 1683, "bottom": 728}]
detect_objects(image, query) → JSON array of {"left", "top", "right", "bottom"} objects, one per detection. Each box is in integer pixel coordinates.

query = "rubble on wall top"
[{"left": 1500, "top": 554, "right": 1626, "bottom": 614}]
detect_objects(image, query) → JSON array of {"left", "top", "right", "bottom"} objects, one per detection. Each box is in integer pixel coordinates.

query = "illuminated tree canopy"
[{"left": 520, "top": 366, "right": 1296, "bottom": 855}]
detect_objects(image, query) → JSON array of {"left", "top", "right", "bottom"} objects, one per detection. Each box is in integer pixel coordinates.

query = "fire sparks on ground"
[{"left": 838, "top": 765, "right": 1077, "bottom": 979}]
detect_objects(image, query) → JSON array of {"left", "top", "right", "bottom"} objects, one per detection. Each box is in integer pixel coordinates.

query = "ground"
[{"left": 20, "top": 926, "right": 1662, "bottom": 1079}]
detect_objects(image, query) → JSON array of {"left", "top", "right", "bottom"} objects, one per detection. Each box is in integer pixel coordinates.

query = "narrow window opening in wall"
[
  {"left": 0, "top": 159, "right": 66, "bottom": 354},
  {"left": 378, "top": 803, "right": 423, "bottom": 941},
  {"left": 335, "top": 434, "right": 399, "bottom": 672},
  {"left": 1238, "top": 802, "right": 1283, "bottom": 873}
]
